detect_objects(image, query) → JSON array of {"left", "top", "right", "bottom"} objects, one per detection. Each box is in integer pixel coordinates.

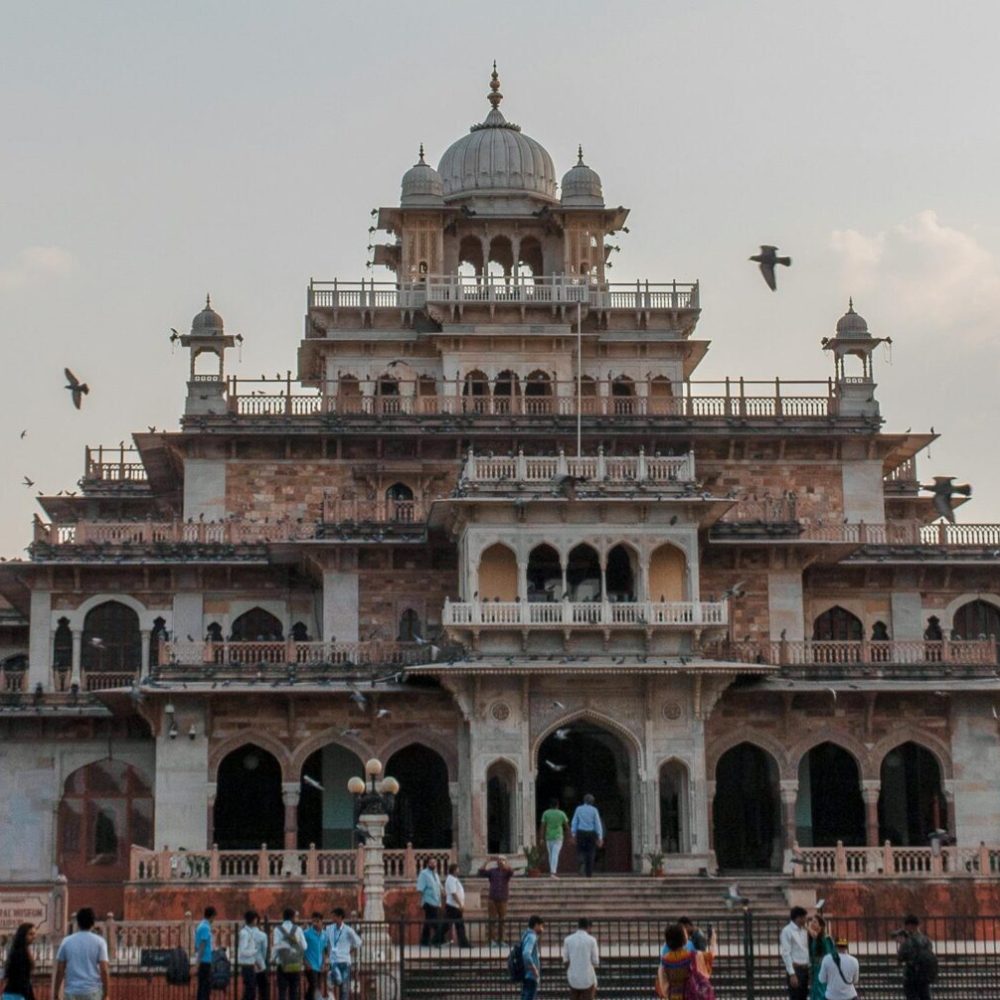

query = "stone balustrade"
[
  {"left": 793, "top": 841, "right": 1000, "bottom": 878},
  {"left": 712, "top": 638, "right": 996, "bottom": 668},
  {"left": 130, "top": 843, "right": 456, "bottom": 884},
  {"left": 158, "top": 639, "right": 427, "bottom": 670},
  {"left": 462, "top": 447, "right": 695, "bottom": 485},
  {"left": 443, "top": 598, "right": 727, "bottom": 629}
]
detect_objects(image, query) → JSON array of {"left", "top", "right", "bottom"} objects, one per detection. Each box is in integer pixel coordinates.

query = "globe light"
[
  {"left": 365, "top": 757, "right": 383, "bottom": 777},
  {"left": 380, "top": 776, "right": 400, "bottom": 795},
  {"left": 347, "top": 776, "right": 366, "bottom": 795}
]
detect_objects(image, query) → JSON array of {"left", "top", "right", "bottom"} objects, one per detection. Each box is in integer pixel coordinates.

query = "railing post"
[
  {"left": 637, "top": 446, "right": 647, "bottom": 482},
  {"left": 979, "top": 841, "right": 990, "bottom": 876},
  {"left": 307, "top": 843, "right": 318, "bottom": 879},
  {"left": 404, "top": 842, "right": 416, "bottom": 879},
  {"left": 160, "top": 845, "right": 173, "bottom": 882},
  {"left": 105, "top": 912, "right": 118, "bottom": 960},
  {"left": 596, "top": 445, "right": 606, "bottom": 481},
  {"left": 775, "top": 376, "right": 782, "bottom": 417},
  {"left": 516, "top": 448, "right": 527, "bottom": 481},
  {"left": 883, "top": 840, "right": 894, "bottom": 875},
  {"left": 835, "top": 840, "right": 847, "bottom": 877},
  {"left": 258, "top": 843, "right": 269, "bottom": 879},
  {"left": 210, "top": 843, "right": 220, "bottom": 880}
]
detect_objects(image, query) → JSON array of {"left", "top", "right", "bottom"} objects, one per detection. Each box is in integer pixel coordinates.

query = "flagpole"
[{"left": 576, "top": 298, "right": 582, "bottom": 457}]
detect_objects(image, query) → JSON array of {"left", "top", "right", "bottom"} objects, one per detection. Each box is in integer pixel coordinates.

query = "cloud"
[
  {"left": 0, "top": 245, "right": 76, "bottom": 291},
  {"left": 830, "top": 211, "right": 1000, "bottom": 347}
]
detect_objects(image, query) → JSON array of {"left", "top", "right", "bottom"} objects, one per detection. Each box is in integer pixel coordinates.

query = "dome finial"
[
  {"left": 577, "top": 145, "right": 584, "bottom": 164},
  {"left": 487, "top": 61, "right": 503, "bottom": 111},
  {"left": 205, "top": 293, "right": 211, "bottom": 308},
  {"left": 848, "top": 296, "right": 854, "bottom": 311},
  {"left": 418, "top": 143, "right": 425, "bottom": 163}
]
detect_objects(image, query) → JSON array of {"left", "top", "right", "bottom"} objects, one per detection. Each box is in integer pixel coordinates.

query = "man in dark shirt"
[
  {"left": 477, "top": 854, "right": 514, "bottom": 947},
  {"left": 897, "top": 915, "right": 937, "bottom": 1000}
]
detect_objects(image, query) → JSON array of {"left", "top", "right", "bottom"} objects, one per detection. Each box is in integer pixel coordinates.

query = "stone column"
[
  {"left": 281, "top": 783, "right": 301, "bottom": 850},
  {"left": 358, "top": 810, "right": 394, "bottom": 990},
  {"left": 779, "top": 779, "right": 799, "bottom": 856},
  {"left": 70, "top": 629, "right": 83, "bottom": 688},
  {"left": 140, "top": 630, "right": 151, "bottom": 678},
  {"left": 27, "top": 589, "right": 52, "bottom": 690},
  {"left": 861, "top": 780, "right": 881, "bottom": 846},
  {"left": 206, "top": 783, "right": 217, "bottom": 846}
]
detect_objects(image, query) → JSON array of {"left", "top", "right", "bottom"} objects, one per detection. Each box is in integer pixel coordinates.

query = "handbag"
[{"left": 684, "top": 964, "right": 717, "bottom": 1000}]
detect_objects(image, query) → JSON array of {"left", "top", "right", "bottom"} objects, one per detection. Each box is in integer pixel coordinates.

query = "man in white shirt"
[
  {"left": 442, "top": 863, "right": 471, "bottom": 947},
  {"left": 779, "top": 906, "right": 811, "bottom": 1000},
  {"left": 561, "top": 917, "right": 600, "bottom": 1000},
  {"left": 818, "top": 937, "right": 860, "bottom": 1000},
  {"left": 54, "top": 907, "right": 111, "bottom": 1000},
  {"left": 238, "top": 910, "right": 269, "bottom": 1000},
  {"left": 272, "top": 907, "right": 308, "bottom": 1000},
  {"left": 324, "top": 907, "right": 362, "bottom": 1000}
]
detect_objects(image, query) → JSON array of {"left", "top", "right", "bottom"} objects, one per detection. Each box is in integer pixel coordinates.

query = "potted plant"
[
  {"left": 523, "top": 844, "right": 547, "bottom": 877},
  {"left": 646, "top": 850, "right": 666, "bottom": 877}
]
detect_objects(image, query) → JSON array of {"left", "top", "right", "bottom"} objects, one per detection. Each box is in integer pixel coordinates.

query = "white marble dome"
[
  {"left": 437, "top": 68, "right": 558, "bottom": 204},
  {"left": 191, "top": 295, "right": 224, "bottom": 334},
  {"left": 400, "top": 146, "right": 444, "bottom": 207},
  {"left": 836, "top": 299, "right": 870, "bottom": 338},
  {"left": 560, "top": 147, "right": 604, "bottom": 207}
]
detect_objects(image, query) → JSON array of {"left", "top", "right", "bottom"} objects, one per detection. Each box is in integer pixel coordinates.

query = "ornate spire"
[
  {"left": 418, "top": 143, "right": 425, "bottom": 163},
  {"left": 577, "top": 145, "right": 584, "bottom": 165},
  {"left": 487, "top": 61, "right": 503, "bottom": 111},
  {"left": 848, "top": 296, "right": 854, "bottom": 311},
  {"left": 205, "top": 293, "right": 211, "bottom": 308}
]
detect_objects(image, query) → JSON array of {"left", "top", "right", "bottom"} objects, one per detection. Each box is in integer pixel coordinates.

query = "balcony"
[
  {"left": 84, "top": 445, "right": 148, "bottom": 483},
  {"left": 462, "top": 448, "right": 695, "bottom": 487},
  {"left": 307, "top": 275, "right": 699, "bottom": 318},
  {"left": 220, "top": 376, "right": 840, "bottom": 423},
  {"left": 443, "top": 599, "right": 727, "bottom": 629},
  {"left": 711, "top": 638, "right": 996, "bottom": 677},
  {"left": 155, "top": 639, "right": 430, "bottom": 681}
]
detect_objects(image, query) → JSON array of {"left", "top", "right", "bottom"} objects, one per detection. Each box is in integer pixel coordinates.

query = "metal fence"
[{"left": 4, "top": 913, "right": 999, "bottom": 999}]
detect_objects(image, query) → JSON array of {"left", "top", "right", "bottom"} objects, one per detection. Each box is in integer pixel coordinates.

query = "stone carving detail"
[
  {"left": 490, "top": 701, "right": 511, "bottom": 722},
  {"left": 662, "top": 700, "right": 683, "bottom": 721}
]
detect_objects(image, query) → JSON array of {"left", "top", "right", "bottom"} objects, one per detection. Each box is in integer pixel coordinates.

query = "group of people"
[
  {"left": 199, "top": 905, "right": 362, "bottom": 1000},
  {"left": 782, "top": 906, "right": 938, "bottom": 1000},
  {"left": 538, "top": 795, "right": 605, "bottom": 878}
]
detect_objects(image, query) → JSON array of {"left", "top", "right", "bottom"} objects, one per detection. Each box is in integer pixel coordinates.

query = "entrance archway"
[
  {"left": 796, "top": 743, "right": 865, "bottom": 846},
  {"left": 298, "top": 744, "right": 364, "bottom": 849},
  {"left": 214, "top": 745, "right": 283, "bottom": 849},
  {"left": 58, "top": 760, "right": 153, "bottom": 917},
  {"left": 879, "top": 742, "right": 946, "bottom": 845},
  {"left": 659, "top": 760, "right": 691, "bottom": 854},
  {"left": 486, "top": 760, "right": 517, "bottom": 854},
  {"left": 714, "top": 743, "right": 781, "bottom": 869},
  {"left": 385, "top": 744, "right": 452, "bottom": 848},
  {"left": 536, "top": 720, "right": 633, "bottom": 872}
]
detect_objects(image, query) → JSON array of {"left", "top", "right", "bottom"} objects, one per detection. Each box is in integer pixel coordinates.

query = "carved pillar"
[
  {"left": 206, "top": 783, "right": 217, "bottom": 845},
  {"left": 943, "top": 778, "right": 956, "bottom": 838},
  {"left": 862, "top": 780, "right": 881, "bottom": 847},
  {"left": 779, "top": 779, "right": 799, "bottom": 855},
  {"left": 359, "top": 811, "right": 389, "bottom": 921},
  {"left": 70, "top": 629, "right": 83, "bottom": 688},
  {"left": 281, "top": 783, "right": 300, "bottom": 850},
  {"left": 140, "top": 630, "right": 151, "bottom": 678}
]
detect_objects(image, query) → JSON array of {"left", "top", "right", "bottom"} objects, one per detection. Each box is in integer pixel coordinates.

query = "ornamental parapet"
[
  {"left": 443, "top": 598, "right": 726, "bottom": 629},
  {"left": 792, "top": 841, "right": 1000, "bottom": 878}
]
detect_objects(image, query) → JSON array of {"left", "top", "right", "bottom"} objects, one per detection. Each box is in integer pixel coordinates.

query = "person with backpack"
[
  {"left": 272, "top": 908, "right": 307, "bottom": 1000},
  {"left": 896, "top": 916, "right": 938, "bottom": 1000},
  {"left": 817, "top": 937, "right": 859, "bottom": 1000},
  {"left": 518, "top": 916, "right": 544, "bottom": 1000},
  {"left": 193, "top": 906, "right": 217, "bottom": 1000},
  {"left": 238, "top": 910, "right": 269, "bottom": 1000}
]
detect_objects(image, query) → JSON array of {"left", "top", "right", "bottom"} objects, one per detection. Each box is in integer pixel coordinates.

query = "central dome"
[{"left": 437, "top": 66, "right": 558, "bottom": 204}]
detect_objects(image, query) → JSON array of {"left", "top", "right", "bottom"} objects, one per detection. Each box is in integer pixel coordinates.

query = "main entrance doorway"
[
  {"left": 713, "top": 743, "right": 782, "bottom": 870},
  {"left": 535, "top": 721, "right": 633, "bottom": 873}
]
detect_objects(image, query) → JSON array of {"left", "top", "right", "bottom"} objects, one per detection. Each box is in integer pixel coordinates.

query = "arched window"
[
  {"left": 290, "top": 621, "right": 310, "bottom": 642},
  {"left": 463, "top": 371, "right": 490, "bottom": 413},
  {"left": 611, "top": 376, "right": 636, "bottom": 415},
  {"left": 230, "top": 608, "right": 284, "bottom": 641},
  {"left": 578, "top": 375, "right": 598, "bottom": 414},
  {"left": 524, "top": 371, "right": 553, "bottom": 414},
  {"left": 206, "top": 622, "right": 223, "bottom": 642},
  {"left": 336, "top": 375, "right": 362, "bottom": 414},
  {"left": 649, "top": 544, "right": 686, "bottom": 603},
  {"left": 214, "top": 745, "right": 283, "bottom": 849},
  {"left": 385, "top": 744, "right": 452, "bottom": 849},
  {"left": 53, "top": 617, "right": 72, "bottom": 670},
  {"left": 478, "top": 544, "right": 518, "bottom": 602},
  {"left": 526, "top": 544, "right": 561, "bottom": 602},
  {"left": 879, "top": 742, "right": 946, "bottom": 845},
  {"left": 566, "top": 544, "right": 601, "bottom": 602},
  {"left": 952, "top": 599, "right": 1000, "bottom": 641},
  {"left": 81, "top": 601, "right": 141, "bottom": 673},
  {"left": 494, "top": 371, "right": 520, "bottom": 414},
  {"left": 398, "top": 609, "right": 421, "bottom": 641},
  {"left": 488, "top": 236, "right": 513, "bottom": 279},
  {"left": 297, "top": 743, "right": 364, "bottom": 849},
  {"left": 796, "top": 743, "right": 865, "bottom": 847},
  {"left": 517, "top": 236, "right": 543, "bottom": 281},
  {"left": 812, "top": 606, "right": 863, "bottom": 641},
  {"left": 606, "top": 544, "right": 637, "bottom": 602},
  {"left": 714, "top": 743, "right": 781, "bottom": 870},
  {"left": 649, "top": 376, "right": 675, "bottom": 415},
  {"left": 386, "top": 483, "right": 415, "bottom": 522},
  {"left": 148, "top": 617, "right": 167, "bottom": 668},
  {"left": 659, "top": 760, "right": 690, "bottom": 854},
  {"left": 458, "top": 235, "right": 484, "bottom": 276}
]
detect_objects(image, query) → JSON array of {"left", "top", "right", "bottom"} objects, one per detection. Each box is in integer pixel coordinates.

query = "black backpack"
[
  {"left": 210, "top": 949, "right": 232, "bottom": 990},
  {"left": 164, "top": 947, "right": 190, "bottom": 985},
  {"left": 507, "top": 934, "right": 527, "bottom": 982}
]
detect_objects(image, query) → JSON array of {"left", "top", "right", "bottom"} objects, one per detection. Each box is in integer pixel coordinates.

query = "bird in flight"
[
  {"left": 544, "top": 760, "right": 566, "bottom": 772},
  {"left": 922, "top": 477, "right": 972, "bottom": 524},
  {"left": 749, "top": 245, "right": 792, "bottom": 291},
  {"left": 64, "top": 368, "right": 90, "bottom": 409},
  {"left": 553, "top": 727, "right": 572, "bottom": 741},
  {"left": 22, "top": 476, "right": 34, "bottom": 488},
  {"left": 19, "top": 430, "right": 27, "bottom": 439},
  {"left": 302, "top": 775, "right": 324, "bottom": 792}
]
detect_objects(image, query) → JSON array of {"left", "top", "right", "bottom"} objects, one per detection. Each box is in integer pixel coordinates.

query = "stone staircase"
[{"left": 471, "top": 873, "right": 792, "bottom": 921}]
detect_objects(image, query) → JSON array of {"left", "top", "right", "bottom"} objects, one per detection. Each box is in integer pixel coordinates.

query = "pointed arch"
[
  {"left": 209, "top": 730, "right": 293, "bottom": 782},
  {"left": 531, "top": 707, "right": 642, "bottom": 765},
  {"left": 376, "top": 732, "right": 457, "bottom": 781}
]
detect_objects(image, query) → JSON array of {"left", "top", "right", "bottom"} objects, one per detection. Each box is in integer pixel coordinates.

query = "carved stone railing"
[
  {"left": 158, "top": 639, "right": 427, "bottom": 670},
  {"left": 32, "top": 517, "right": 317, "bottom": 547},
  {"left": 793, "top": 841, "right": 1000, "bottom": 878},
  {"left": 710, "top": 638, "right": 996, "bottom": 668},
  {"left": 0, "top": 665, "right": 26, "bottom": 692},
  {"left": 444, "top": 599, "right": 727, "bottom": 628},
  {"left": 322, "top": 496, "right": 427, "bottom": 525},
  {"left": 462, "top": 447, "right": 695, "bottom": 485},
  {"left": 84, "top": 445, "right": 148, "bottom": 483},
  {"left": 130, "top": 843, "right": 456, "bottom": 884}
]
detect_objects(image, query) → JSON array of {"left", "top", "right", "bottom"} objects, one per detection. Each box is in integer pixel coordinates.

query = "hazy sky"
[{"left": 2, "top": 1, "right": 999, "bottom": 556}]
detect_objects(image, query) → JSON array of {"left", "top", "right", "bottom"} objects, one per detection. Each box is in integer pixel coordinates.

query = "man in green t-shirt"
[{"left": 538, "top": 798, "right": 571, "bottom": 877}]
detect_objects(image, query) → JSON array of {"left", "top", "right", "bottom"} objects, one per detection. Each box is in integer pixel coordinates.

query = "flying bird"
[
  {"left": 89, "top": 636, "right": 105, "bottom": 648},
  {"left": 922, "top": 477, "right": 972, "bottom": 524},
  {"left": 544, "top": 760, "right": 566, "bottom": 772},
  {"left": 302, "top": 775, "right": 324, "bottom": 792},
  {"left": 551, "top": 700, "right": 566, "bottom": 710},
  {"left": 349, "top": 688, "right": 368, "bottom": 707},
  {"left": 19, "top": 430, "right": 27, "bottom": 439},
  {"left": 64, "top": 368, "right": 90, "bottom": 409},
  {"left": 826, "top": 687, "right": 838, "bottom": 703},
  {"left": 749, "top": 245, "right": 792, "bottom": 291},
  {"left": 376, "top": 708, "right": 391, "bottom": 719},
  {"left": 342, "top": 728, "right": 361, "bottom": 737},
  {"left": 169, "top": 328, "right": 180, "bottom": 343},
  {"left": 553, "top": 727, "right": 572, "bottom": 741},
  {"left": 21, "top": 476, "right": 34, "bottom": 488},
  {"left": 723, "top": 883, "right": 749, "bottom": 909}
]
